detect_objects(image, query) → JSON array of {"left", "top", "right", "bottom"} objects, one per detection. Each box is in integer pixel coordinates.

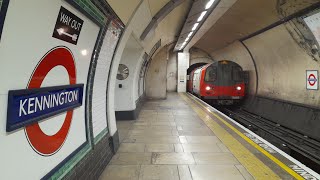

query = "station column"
[{"left": 177, "top": 51, "right": 190, "bottom": 92}]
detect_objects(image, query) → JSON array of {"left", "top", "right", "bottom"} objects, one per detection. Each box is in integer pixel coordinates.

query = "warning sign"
[
  {"left": 52, "top": 7, "right": 83, "bottom": 45},
  {"left": 306, "top": 70, "right": 318, "bottom": 90}
]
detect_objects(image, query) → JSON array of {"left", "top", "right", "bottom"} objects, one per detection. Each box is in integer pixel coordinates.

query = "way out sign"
[
  {"left": 306, "top": 70, "right": 318, "bottom": 90},
  {"left": 52, "top": 7, "right": 83, "bottom": 45}
]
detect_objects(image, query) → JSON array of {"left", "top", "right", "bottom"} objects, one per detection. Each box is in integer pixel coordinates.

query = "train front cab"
[{"left": 197, "top": 61, "right": 246, "bottom": 105}]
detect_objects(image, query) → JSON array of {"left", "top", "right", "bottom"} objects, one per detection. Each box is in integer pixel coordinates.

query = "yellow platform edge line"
[
  {"left": 179, "top": 93, "right": 279, "bottom": 179},
  {"left": 180, "top": 93, "right": 304, "bottom": 180}
]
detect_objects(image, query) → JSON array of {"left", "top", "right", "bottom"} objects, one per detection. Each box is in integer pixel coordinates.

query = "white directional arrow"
[{"left": 57, "top": 28, "right": 78, "bottom": 41}]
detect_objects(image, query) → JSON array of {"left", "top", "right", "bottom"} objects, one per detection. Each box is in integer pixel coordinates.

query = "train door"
[
  {"left": 193, "top": 69, "right": 201, "bottom": 95},
  {"left": 218, "top": 62, "right": 233, "bottom": 96},
  {"left": 218, "top": 64, "right": 231, "bottom": 84}
]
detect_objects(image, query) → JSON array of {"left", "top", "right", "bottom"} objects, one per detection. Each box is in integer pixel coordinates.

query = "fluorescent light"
[
  {"left": 185, "top": 37, "right": 190, "bottom": 42},
  {"left": 181, "top": 42, "right": 186, "bottom": 49},
  {"left": 198, "top": 11, "right": 207, "bottom": 22},
  {"left": 187, "top": 32, "right": 193, "bottom": 38},
  {"left": 205, "top": 0, "right": 215, "bottom": 9},
  {"left": 192, "top": 23, "right": 199, "bottom": 31}
]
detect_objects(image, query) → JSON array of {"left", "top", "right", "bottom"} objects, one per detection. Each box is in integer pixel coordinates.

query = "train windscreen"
[
  {"left": 205, "top": 66, "right": 217, "bottom": 82},
  {"left": 232, "top": 66, "right": 243, "bottom": 81},
  {"left": 216, "top": 63, "right": 244, "bottom": 86}
]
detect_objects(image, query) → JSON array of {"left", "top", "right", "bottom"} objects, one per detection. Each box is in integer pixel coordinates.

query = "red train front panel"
[{"left": 191, "top": 60, "right": 246, "bottom": 104}]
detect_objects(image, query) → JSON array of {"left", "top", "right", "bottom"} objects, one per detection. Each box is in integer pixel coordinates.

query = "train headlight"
[
  {"left": 236, "top": 86, "right": 242, "bottom": 91},
  {"left": 205, "top": 86, "right": 211, "bottom": 91}
]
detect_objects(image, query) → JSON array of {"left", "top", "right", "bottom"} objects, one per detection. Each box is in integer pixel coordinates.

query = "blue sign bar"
[{"left": 6, "top": 84, "right": 84, "bottom": 132}]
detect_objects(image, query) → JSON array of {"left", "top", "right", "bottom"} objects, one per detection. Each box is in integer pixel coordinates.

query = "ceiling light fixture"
[
  {"left": 197, "top": 11, "right": 207, "bottom": 22},
  {"left": 185, "top": 37, "right": 190, "bottom": 42},
  {"left": 187, "top": 32, "right": 193, "bottom": 38},
  {"left": 192, "top": 23, "right": 199, "bottom": 31},
  {"left": 205, "top": 0, "right": 216, "bottom": 10}
]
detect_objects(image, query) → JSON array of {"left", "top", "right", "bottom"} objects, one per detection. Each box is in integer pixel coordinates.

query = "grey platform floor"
[{"left": 100, "top": 93, "right": 254, "bottom": 180}]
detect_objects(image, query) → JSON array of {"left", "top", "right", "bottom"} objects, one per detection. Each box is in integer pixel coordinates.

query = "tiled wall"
[
  {"left": 72, "top": 0, "right": 106, "bottom": 24},
  {"left": 62, "top": 135, "right": 114, "bottom": 180},
  {"left": 92, "top": 22, "right": 122, "bottom": 139},
  {"left": 47, "top": 1, "right": 123, "bottom": 179},
  {"left": 0, "top": 1, "right": 120, "bottom": 179}
]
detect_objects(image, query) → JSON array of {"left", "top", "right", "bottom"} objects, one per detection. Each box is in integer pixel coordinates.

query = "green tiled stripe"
[
  {"left": 45, "top": 1, "right": 110, "bottom": 179},
  {"left": 94, "top": 128, "right": 108, "bottom": 145},
  {"left": 49, "top": 144, "right": 92, "bottom": 180},
  {"left": 48, "top": 1, "right": 110, "bottom": 179},
  {"left": 72, "top": 0, "right": 106, "bottom": 25}
]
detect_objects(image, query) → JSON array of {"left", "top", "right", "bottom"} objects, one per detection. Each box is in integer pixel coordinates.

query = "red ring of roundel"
[
  {"left": 25, "top": 46, "right": 76, "bottom": 156},
  {"left": 308, "top": 74, "right": 316, "bottom": 86}
]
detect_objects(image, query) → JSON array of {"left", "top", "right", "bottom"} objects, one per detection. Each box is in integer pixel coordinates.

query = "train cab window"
[
  {"left": 205, "top": 66, "right": 217, "bottom": 82},
  {"left": 232, "top": 66, "right": 242, "bottom": 81}
]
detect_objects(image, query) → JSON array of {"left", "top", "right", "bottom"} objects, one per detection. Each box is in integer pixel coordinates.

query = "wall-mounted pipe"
[{"left": 140, "top": 0, "right": 185, "bottom": 40}]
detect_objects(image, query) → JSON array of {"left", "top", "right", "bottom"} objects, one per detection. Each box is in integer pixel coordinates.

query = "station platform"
[{"left": 99, "top": 93, "right": 314, "bottom": 180}]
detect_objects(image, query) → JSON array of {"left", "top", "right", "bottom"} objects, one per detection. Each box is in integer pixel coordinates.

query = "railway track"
[{"left": 218, "top": 106, "right": 320, "bottom": 173}]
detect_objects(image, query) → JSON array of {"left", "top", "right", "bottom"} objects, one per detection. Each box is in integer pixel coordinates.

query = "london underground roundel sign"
[
  {"left": 306, "top": 70, "right": 318, "bottom": 90},
  {"left": 308, "top": 74, "right": 317, "bottom": 86},
  {"left": 25, "top": 46, "right": 76, "bottom": 156}
]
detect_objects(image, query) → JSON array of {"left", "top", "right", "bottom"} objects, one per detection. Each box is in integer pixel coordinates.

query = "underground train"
[{"left": 187, "top": 60, "right": 246, "bottom": 105}]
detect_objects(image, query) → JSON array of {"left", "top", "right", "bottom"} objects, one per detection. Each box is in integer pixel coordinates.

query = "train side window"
[
  {"left": 232, "top": 66, "right": 242, "bottom": 81},
  {"left": 205, "top": 66, "right": 217, "bottom": 82}
]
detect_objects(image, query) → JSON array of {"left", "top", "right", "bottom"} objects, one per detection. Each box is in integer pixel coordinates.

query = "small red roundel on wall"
[{"left": 25, "top": 46, "right": 76, "bottom": 156}]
